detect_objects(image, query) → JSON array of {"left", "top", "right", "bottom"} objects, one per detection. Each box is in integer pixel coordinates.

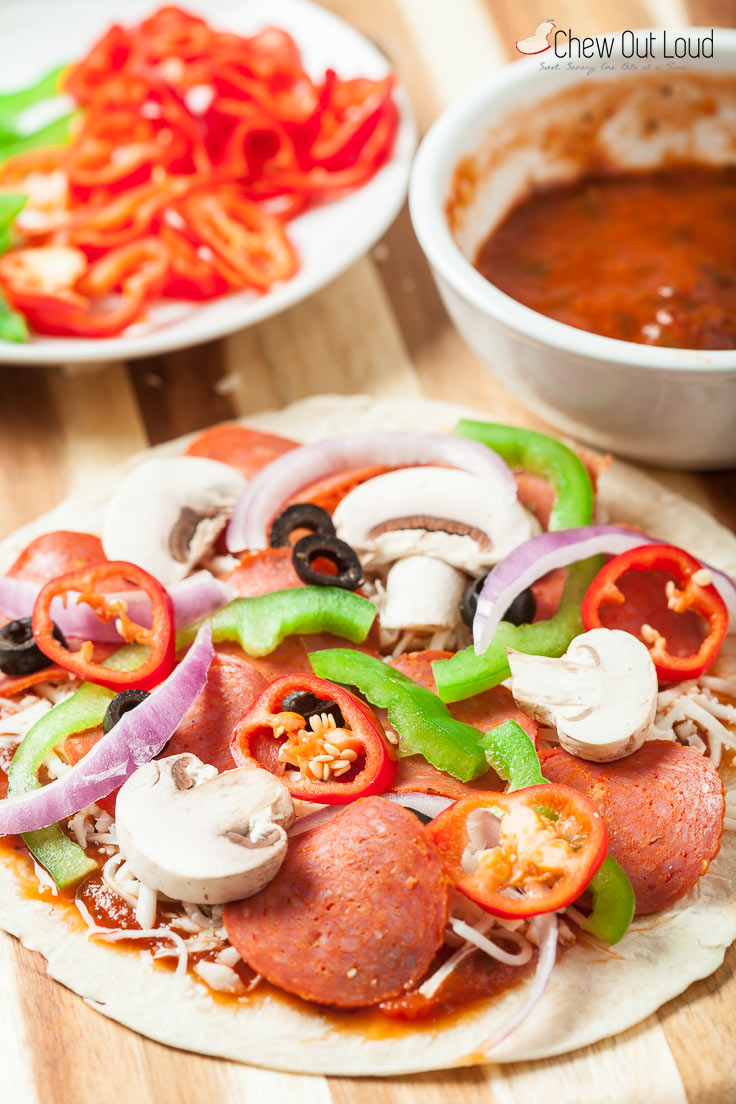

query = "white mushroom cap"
[
  {"left": 115, "top": 754, "right": 294, "bottom": 905},
  {"left": 102, "top": 457, "right": 246, "bottom": 586},
  {"left": 333, "top": 466, "right": 538, "bottom": 573},
  {"left": 508, "top": 628, "right": 658, "bottom": 762},
  {"left": 381, "top": 555, "right": 468, "bottom": 632}
]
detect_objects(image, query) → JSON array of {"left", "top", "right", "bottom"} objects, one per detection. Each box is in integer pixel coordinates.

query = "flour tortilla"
[{"left": 0, "top": 393, "right": 734, "bottom": 1076}]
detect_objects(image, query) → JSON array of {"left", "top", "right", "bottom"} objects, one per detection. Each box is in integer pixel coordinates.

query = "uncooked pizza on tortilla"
[{"left": 0, "top": 394, "right": 733, "bottom": 1076}]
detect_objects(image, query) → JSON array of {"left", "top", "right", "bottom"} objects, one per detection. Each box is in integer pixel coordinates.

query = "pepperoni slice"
[
  {"left": 224, "top": 797, "right": 449, "bottom": 1007},
  {"left": 291, "top": 465, "right": 390, "bottom": 515},
  {"left": 7, "top": 532, "right": 106, "bottom": 583},
  {"left": 0, "top": 666, "right": 74, "bottom": 698},
  {"left": 540, "top": 740, "right": 725, "bottom": 914},
  {"left": 164, "top": 653, "right": 266, "bottom": 772},
  {"left": 184, "top": 424, "right": 297, "bottom": 477},
  {"left": 515, "top": 470, "right": 555, "bottom": 529},
  {"left": 224, "top": 548, "right": 304, "bottom": 597},
  {"left": 393, "top": 755, "right": 504, "bottom": 800}
]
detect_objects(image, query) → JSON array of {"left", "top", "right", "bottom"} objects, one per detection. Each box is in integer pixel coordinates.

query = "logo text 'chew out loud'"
[{"left": 553, "top": 29, "right": 714, "bottom": 60}]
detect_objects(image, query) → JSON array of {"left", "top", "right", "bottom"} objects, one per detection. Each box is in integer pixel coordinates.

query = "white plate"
[{"left": 0, "top": 0, "right": 416, "bottom": 364}]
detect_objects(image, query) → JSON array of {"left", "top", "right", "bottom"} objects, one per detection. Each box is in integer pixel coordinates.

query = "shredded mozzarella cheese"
[
  {"left": 650, "top": 679, "right": 736, "bottom": 767},
  {"left": 418, "top": 912, "right": 535, "bottom": 1000},
  {"left": 193, "top": 960, "right": 244, "bottom": 993}
]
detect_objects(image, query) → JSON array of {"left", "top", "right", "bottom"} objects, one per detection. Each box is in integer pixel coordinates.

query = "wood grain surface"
[{"left": 0, "top": 1, "right": 735, "bottom": 1102}]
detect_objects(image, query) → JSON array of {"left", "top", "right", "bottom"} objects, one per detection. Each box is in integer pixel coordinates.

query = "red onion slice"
[
  {"left": 378, "top": 791, "right": 454, "bottom": 819},
  {"left": 287, "top": 790, "right": 454, "bottom": 837},
  {"left": 225, "top": 432, "right": 517, "bottom": 552},
  {"left": 0, "top": 571, "right": 235, "bottom": 643},
  {"left": 480, "top": 911, "right": 558, "bottom": 1053},
  {"left": 474, "top": 525, "right": 736, "bottom": 654},
  {"left": 288, "top": 805, "right": 339, "bottom": 837},
  {"left": 0, "top": 624, "right": 214, "bottom": 835}
]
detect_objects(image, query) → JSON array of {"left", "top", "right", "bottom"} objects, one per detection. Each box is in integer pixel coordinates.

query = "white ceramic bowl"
[
  {"left": 410, "top": 29, "right": 736, "bottom": 469},
  {"left": 0, "top": 0, "right": 416, "bottom": 364}
]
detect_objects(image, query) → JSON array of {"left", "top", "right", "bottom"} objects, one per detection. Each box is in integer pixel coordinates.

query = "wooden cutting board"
[{"left": 0, "top": 1, "right": 734, "bottom": 1101}]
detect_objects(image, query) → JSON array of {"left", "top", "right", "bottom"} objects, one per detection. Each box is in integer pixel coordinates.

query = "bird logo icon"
[{"left": 516, "top": 18, "right": 556, "bottom": 55}]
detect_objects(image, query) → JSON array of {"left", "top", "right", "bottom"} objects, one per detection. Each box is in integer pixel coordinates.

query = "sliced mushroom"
[
  {"left": 333, "top": 466, "right": 538, "bottom": 574},
  {"left": 102, "top": 457, "right": 246, "bottom": 586},
  {"left": 508, "top": 628, "right": 658, "bottom": 762},
  {"left": 381, "top": 555, "right": 468, "bottom": 632},
  {"left": 115, "top": 754, "right": 294, "bottom": 904}
]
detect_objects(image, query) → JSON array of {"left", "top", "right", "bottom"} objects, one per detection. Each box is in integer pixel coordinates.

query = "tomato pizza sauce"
[{"left": 474, "top": 165, "right": 736, "bottom": 350}]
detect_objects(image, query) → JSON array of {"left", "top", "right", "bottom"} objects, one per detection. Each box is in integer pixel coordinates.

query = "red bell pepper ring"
[
  {"left": 230, "top": 673, "right": 397, "bottom": 804},
  {"left": 427, "top": 786, "right": 608, "bottom": 919},
  {"left": 31, "top": 560, "right": 175, "bottom": 692},
  {"left": 158, "top": 222, "right": 229, "bottom": 300},
  {"left": 178, "top": 189, "right": 298, "bottom": 290},
  {"left": 581, "top": 543, "right": 729, "bottom": 682},
  {"left": 0, "top": 238, "right": 170, "bottom": 338}
]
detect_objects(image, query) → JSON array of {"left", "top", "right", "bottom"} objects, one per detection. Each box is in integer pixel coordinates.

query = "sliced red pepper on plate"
[
  {"left": 177, "top": 189, "right": 297, "bottom": 289},
  {"left": 31, "top": 560, "right": 174, "bottom": 692},
  {"left": 427, "top": 786, "right": 608, "bottom": 919},
  {"left": 581, "top": 543, "right": 728, "bottom": 682},
  {"left": 0, "top": 237, "right": 169, "bottom": 337},
  {"left": 230, "top": 672, "right": 396, "bottom": 803},
  {"left": 158, "top": 222, "right": 229, "bottom": 300}
]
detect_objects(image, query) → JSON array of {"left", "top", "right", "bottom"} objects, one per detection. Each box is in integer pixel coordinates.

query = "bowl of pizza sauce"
[{"left": 409, "top": 29, "right": 736, "bottom": 469}]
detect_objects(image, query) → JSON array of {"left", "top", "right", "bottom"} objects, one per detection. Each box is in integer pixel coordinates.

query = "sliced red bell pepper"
[
  {"left": 178, "top": 189, "right": 297, "bottom": 289},
  {"left": 581, "top": 543, "right": 728, "bottom": 682},
  {"left": 427, "top": 785, "right": 608, "bottom": 919},
  {"left": 63, "top": 24, "right": 133, "bottom": 104},
  {"left": 0, "top": 238, "right": 169, "bottom": 337},
  {"left": 32, "top": 560, "right": 174, "bottom": 692},
  {"left": 230, "top": 673, "right": 396, "bottom": 803},
  {"left": 158, "top": 222, "right": 229, "bottom": 299},
  {"left": 69, "top": 178, "right": 185, "bottom": 251}
]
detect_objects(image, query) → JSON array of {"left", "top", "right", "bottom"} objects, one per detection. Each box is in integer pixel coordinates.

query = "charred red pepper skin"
[
  {"left": 581, "top": 543, "right": 728, "bottom": 681},
  {"left": 32, "top": 560, "right": 175, "bottom": 692},
  {"left": 230, "top": 673, "right": 396, "bottom": 803},
  {"left": 427, "top": 786, "right": 608, "bottom": 919}
]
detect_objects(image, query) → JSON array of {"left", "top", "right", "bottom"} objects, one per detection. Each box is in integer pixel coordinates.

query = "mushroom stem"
[{"left": 381, "top": 555, "right": 468, "bottom": 632}]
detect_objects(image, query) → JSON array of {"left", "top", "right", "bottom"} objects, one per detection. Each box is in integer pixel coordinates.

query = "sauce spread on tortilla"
[{"left": 475, "top": 165, "right": 736, "bottom": 350}]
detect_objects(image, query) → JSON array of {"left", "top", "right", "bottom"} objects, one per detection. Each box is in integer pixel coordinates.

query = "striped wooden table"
[{"left": 1, "top": 1, "right": 735, "bottom": 1101}]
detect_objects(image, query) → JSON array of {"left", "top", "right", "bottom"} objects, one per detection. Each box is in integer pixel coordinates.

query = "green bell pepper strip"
[
  {"left": 454, "top": 419, "right": 593, "bottom": 531},
  {"left": 0, "top": 298, "right": 28, "bottom": 343},
  {"left": 583, "top": 855, "right": 635, "bottom": 944},
  {"left": 479, "top": 720, "right": 545, "bottom": 791},
  {"left": 309, "top": 648, "right": 487, "bottom": 781},
  {"left": 0, "top": 65, "right": 66, "bottom": 120},
  {"left": 0, "top": 111, "right": 78, "bottom": 164},
  {"left": 478, "top": 720, "right": 634, "bottom": 943},
  {"left": 176, "top": 587, "right": 376, "bottom": 656},
  {"left": 0, "top": 193, "right": 27, "bottom": 252},
  {"left": 0, "top": 195, "right": 29, "bottom": 342},
  {"left": 433, "top": 557, "right": 601, "bottom": 703},
  {"left": 7, "top": 645, "right": 147, "bottom": 889}
]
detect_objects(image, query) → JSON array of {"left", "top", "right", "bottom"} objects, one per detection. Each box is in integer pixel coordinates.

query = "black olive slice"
[
  {"left": 291, "top": 533, "right": 363, "bottom": 591},
  {"left": 408, "top": 808, "right": 434, "bottom": 826},
  {"left": 0, "top": 617, "right": 67, "bottom": 677},
  {"left": 503, "top": 586, "right": 537, "bottom": 626},
  {"left": 281, "top": 690, "right": 345, "bottom": 729},
  {"left": 103, "top": 688, "right": 151, "bottom": 734},
  {"left": 269, "top": 503, "right": 336, "bottom": 548},
  {"left": 460, "top": 577, "right": 537, "bottom": 630},
  {"left": 460, "top": 576, "right": 485, "bottom": 630}
]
